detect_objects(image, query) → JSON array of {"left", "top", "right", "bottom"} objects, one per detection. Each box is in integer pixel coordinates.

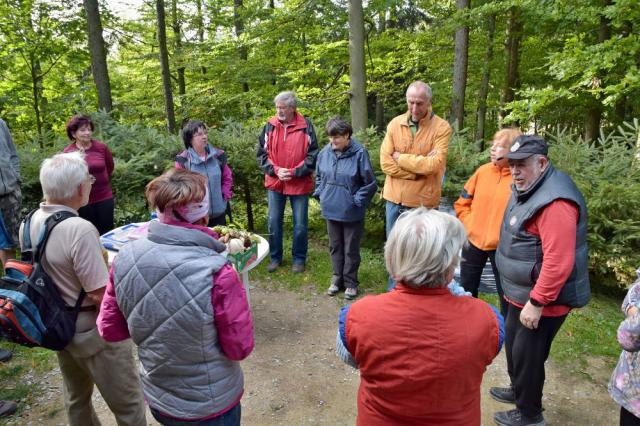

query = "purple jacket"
[{"left": 609, "top": 270, "right": 640, "bottom": 418}]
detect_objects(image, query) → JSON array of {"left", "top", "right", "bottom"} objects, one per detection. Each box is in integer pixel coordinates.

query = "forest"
[{"left": 0, "top": 0, "right": 639, "bottom": 290}]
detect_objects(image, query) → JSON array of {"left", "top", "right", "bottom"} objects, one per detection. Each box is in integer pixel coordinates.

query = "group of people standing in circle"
[{"left": 1, "top": 78, "right": 637, "bottom": 426}]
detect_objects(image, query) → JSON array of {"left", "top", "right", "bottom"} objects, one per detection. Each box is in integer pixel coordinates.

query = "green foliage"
[
  {"left": 549, "top": 121, "right": 640, "bottom": 289},
  {"left": 442, "top": 128, "right": 489, "bottom": 199},
  {"left": 552, "top": 294, "right": 622, "bottom": 366}
]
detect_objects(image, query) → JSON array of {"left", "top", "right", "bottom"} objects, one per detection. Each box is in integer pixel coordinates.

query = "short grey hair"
[
  {"left": 406, "top": 81, "right": 433, "bottom": 101},
  {"left": 274, "top": 91, "right": 297, "bottom": 108},
  {"left": 385, "top": 207, "right": 466, "bottom": 288},
  {"left": 40, "top": 151, "right": 89, "bottom": 202}
]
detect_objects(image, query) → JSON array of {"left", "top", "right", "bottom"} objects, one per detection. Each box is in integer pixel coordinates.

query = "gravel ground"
[{"left": 7, "top": 281, "right": 619, "bottom": 425}]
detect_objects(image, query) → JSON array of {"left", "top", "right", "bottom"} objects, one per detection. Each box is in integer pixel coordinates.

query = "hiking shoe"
[
  {"left": 0, "top": 348, "right": 12, "bottom": 363},
  {"left": 0, "top": 400, "right": 17, "bottom": 418},
  {"left": 344, "top": 287, "right": 358, "bottom": 300},
  {"left": 490, "top": 386, "right": 515, "bottom": 404},
  {"left": 292, "top": 263, "right": 305, "bottom": 273},
  {"left": 267, "top": 261, "right": 280, "bottom": 273},
  {"left": 327, "top": 284, "right": 340, "bottom": 296},
  {"left": 494, "top": 409, "right": 545, "bottom": 426}
]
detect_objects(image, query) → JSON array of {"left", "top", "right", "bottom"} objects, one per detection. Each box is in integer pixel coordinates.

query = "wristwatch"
[{"left": 529, "top": 298, "right": 544, "bottom": 308}]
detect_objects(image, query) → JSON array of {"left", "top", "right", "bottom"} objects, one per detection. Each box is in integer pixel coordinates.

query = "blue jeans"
[
  {"left": 267, "top": 191, "right": 308, "bottom": 265},
  {"left": 150, "top": 402, "right": 241, "bottom": 426},
  {"left": 385, "top": 201, "right": 410, "bottom": 291}
]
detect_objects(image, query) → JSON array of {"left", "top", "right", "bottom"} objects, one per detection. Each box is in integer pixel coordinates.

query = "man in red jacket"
[{"left": 257, "top": 91, "right": 319, "bottom": 273}]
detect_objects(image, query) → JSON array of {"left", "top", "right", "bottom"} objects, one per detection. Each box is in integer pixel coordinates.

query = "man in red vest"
[{"left": 257, "top": 91, "right": 319, "bottom": 273}]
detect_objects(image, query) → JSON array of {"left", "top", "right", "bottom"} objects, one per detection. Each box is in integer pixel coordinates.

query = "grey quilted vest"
[
  {"left": 113, "top": 221, "right": 243, "bottom": 418},
  {"left": 496, "top": 164, "right": 590, "bottom": 308}
]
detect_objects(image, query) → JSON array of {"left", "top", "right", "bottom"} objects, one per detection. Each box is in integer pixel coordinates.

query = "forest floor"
[{"left": 6, "top": 279, "right": 620, "bottom": 426}]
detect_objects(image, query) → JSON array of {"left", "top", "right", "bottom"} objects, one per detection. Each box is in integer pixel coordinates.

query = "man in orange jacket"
[{"left": 380, "top": 81, "right": 452, "bottom": 290}]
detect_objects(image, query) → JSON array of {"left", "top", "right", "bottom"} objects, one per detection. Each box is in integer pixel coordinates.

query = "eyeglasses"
[{"left": 87, "top": 175, "right": 96, "bottom": 185}]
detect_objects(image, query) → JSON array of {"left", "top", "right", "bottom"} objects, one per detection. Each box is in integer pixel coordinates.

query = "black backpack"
[{"left": 0, "top": 210, "right": 88, "bottom": 350}]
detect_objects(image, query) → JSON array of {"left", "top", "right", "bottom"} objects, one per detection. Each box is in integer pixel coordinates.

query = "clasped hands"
[{"left": 277, "top": 168, "right": 292, "bottom": 181}]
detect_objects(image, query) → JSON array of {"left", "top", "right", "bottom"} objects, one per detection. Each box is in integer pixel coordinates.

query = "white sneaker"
[
  {"left": 344, "top": 287, "right": 358, "bottom": 300},
  {"left": 327, "top": 284, "right": 340, "bottom": 296}
]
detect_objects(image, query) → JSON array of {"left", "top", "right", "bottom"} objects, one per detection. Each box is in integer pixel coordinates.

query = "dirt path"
[{"left": 9, "top": 281, "right": 618, "bottom": 425}]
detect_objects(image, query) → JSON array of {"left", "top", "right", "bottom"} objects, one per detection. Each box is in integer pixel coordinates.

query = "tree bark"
[
  {"left": 449, "top": 0, "right": 470, "bottom": 130},
  {"left": 348, "top": 0, "right": 367, "bottom": 132},
  {"left": 474, "top": 13, "right": 496, "bottom": 149},
  {"left": 30, "top": 56, "right": 43, "bottom": 145},
  {"left": 83, "top": 0, "right": 113, "bottom": 112},
  {"left": 234, "top": 0, "right": 249, "bottom": 92},
  {"left": 242, "top": 176, "right": 254, "bottom": 231},
  {"left": 171, "top": 0, "right": 186, "bottom": 96},
  {"left": 500, "top": 6, "right": 522, "bottom": 124},
  {"left": 584, "top": 0, "right": 612, "bottom": 142},
  {"left": 156, "top": 0, "right": 176, "bottom": 133},
  {"left": 196, "top": 0, "right": 206, "bottom": 74},
  {"left": 374, "top": 9, "right": 386, "bottom": 132}
]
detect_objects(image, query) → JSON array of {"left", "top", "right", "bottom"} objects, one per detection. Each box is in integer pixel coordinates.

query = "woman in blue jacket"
[
  {"left": 313, "top": 117, "right": 377, "bottom": 300},
  {"left": 175, "top": 120, "right": 233, "bottom": 226}
]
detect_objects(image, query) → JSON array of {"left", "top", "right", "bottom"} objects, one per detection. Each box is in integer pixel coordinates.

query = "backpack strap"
[
  {"left": 20, "top": 209, "right": 39, "bottom": 261},
  {"left": 29, "top": 210, "right": 89, "bottom": 310},
  {"left": 32, "top": 211, "right": 77, "bottom": 264}
]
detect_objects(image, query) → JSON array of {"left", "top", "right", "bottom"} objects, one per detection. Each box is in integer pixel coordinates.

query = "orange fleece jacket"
[
  {"left": 454, "top": 162, "right": 512, "bottom": 251},
  {"left": 380, "top": 110, "right": 451, "bottom": 208}
]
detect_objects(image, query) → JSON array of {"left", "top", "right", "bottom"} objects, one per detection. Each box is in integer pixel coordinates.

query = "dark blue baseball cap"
[{"left": 502, "top": 135, "right": 548, "bottom": 160}]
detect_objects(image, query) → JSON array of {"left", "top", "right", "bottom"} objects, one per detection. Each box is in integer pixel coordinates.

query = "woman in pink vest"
[{"left": 337, "top": 208, "right": 504, "bottom": 425}]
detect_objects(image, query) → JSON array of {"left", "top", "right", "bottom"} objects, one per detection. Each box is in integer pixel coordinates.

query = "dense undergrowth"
[{"left": 16, "top": 112, "right": 640, "bottom": 291}]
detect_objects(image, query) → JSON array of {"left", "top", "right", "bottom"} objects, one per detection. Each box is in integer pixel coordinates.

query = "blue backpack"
[{"left": 0, "top": 210, "right": 88, "bottom": 350}]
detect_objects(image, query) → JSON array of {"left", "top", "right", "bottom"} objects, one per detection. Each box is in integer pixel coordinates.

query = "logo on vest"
[
  {"left": 509, "top": 215, "right": 517, "bottom": 226},
  {"left": 511, "top": 142, "right": 520, "bottom": 152}
]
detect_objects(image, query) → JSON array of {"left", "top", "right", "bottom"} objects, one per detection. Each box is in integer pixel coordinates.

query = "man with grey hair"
[
  {"left": 491, "top": 135, "right": 589, "bottom": 426},
  {"left": 380, "top": 81, "right": 452, "bottom": 290},
  {"left": 20, "top": 152, "right": 146, "bottom": 426},
  {"left": 257, "top": 91, "right": 319, "bottom": 273},
  {"left": 336, "top": 208, "right": 503, "bottom": 424}
]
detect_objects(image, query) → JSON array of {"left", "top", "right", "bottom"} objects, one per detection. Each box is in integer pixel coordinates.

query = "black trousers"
[
  {"left": 459, "top": 240, "right": 508, "bottom": 317},
  {"left": 505, "top": 303, "right": 567, "bottom": 418},
  {"left": 78, "top": 197, "right": 114, "bottom": 236},
  {"left": 327, "top": 219, "right": 364, "bottom": 289},
  {"left": 207, "top": 212, "right": 227, "bottom": 227},
  {"left": 621, "top": 406, "right": 640, "bottom": 426}
]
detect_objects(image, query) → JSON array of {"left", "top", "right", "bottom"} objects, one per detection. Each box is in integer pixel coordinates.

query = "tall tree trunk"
[
  {"left": 499, "top": 6, "right": 522, "bottom": 124},
  {"left": 449, "top": 0, "right": 470, "bottom": 130},
  {"left": 374, "top": 9, "right": 386, "bottom": 132},
  {"left": 242, "top": 177, "right": 254, "bottom": 231},
  {"left": 348, "top": 0, "right": 367, "bottom": 132},
  {"left": 83, "top": 0, "right": 113, "bottom": 112},
  {"left": 196, "top": 0, "right": 206, "bottom": 74},
  {"left": 234, "top": 0, "right": 249, "bottom": 108},
  {"left": 585, "top": 0, "right": 612, "bottom": 142},
  {"left": 156, "top": 0, "right": 176, "bottom": 133},
  {"left": 474, "top": 13, "right": 496, "bottom": 149},
  {"left": 171, "top": 0, "right": 186, "bottom": 97},
  {"left": 30, "top": 56, "right": 43, "bottom": 145}
]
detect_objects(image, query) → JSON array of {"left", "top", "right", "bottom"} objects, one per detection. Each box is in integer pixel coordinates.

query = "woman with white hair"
[{"left": 337, "top": 207, "right": 504, "bottom": 425}]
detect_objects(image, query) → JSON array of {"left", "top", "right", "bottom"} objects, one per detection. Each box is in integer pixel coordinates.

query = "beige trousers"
[{"left": 56, "top": 327, "right": 147, "bottom": 426}]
